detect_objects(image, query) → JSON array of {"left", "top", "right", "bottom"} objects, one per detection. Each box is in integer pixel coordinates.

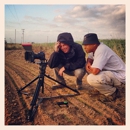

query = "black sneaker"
[
  {"left": 98, "top": 94, "right": 108, "bottom": 102},
  {"left": 107, "top": 89, "right": 119, "bottom": 101},
  {"left": 76, "top": 85, "right": 83, "bottom": 90},
  {"left": 98, "top": 89, "right": 119, "bottom": 102},
  {"left": 51, "top": 84, "right": 66, "bottom": 90},
  {"left": 87, "top": 89, "right": 100, "bottom": 96}
]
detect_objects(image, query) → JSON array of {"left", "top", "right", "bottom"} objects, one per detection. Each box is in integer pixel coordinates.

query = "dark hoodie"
[{"left": 48, "top": 32, "right": 86, "bottom": 71}]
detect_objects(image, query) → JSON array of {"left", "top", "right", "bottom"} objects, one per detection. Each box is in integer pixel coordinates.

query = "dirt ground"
[{"left": 5, "top": 48, "right": 125, "bottom": 125}]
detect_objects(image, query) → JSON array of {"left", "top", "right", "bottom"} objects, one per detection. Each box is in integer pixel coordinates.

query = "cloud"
[
  {"left": 5, "top": 5, "right": 125, "bottom": 43},
  {"left": 23, "top": 15, "right": 48, "bottom": 24},
  {"left": 53, "top": 5, "right": 125, "bottom": 39},
  {"left": 67, "top": 5, "right": 96, "bottom": 18},
  {"left": 53, "top": 14, "right": 79, "bottom": 25},
  {"left": 24, "top": 15, "right": 47, "bottom": 22}
]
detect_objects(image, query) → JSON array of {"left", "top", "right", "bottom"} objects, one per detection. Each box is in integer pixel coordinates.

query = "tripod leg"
[
  {"left": 27, "top": 105, "right": 38, "bottom": 121},
  {"left": 30, "top": 78, "right": 43, "bottom": 106},
  {"left": 28, "top": 77, "right": 44, "bottom": 121},
  {"left": 41, "top": 76, "right": 44, "bottom": 93},
  {"left": 18, "top": 76, "right": 39, "bottom": 93},
  {"left": 44, "top": 74, "right": 80, "bottom": 94}
]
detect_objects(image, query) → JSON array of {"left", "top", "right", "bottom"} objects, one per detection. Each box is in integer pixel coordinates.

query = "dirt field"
[{"left": 5, "top": 47, "right": 125, "bottom": 125}]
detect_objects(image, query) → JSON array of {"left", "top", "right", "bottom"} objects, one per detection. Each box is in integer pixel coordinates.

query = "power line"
[
  {"left": 6, "top": 5, "right": 22, "bottom": 28},
  {"left": 6, "top": 5, "right": 17, "bottom": 21},
  {"left": 6, "top": 5, "right": 24, "bottom": 43},
  {"left": 13, "top": 5, "right": 22, "bottom": 28}
]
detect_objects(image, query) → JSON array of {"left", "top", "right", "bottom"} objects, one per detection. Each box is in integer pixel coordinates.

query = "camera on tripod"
[
  {"left": 19, "top": 43, "right": 80, "bottom": 121},
  {"left": 22, "top": 43, "right": 45, "bottom": 63}
]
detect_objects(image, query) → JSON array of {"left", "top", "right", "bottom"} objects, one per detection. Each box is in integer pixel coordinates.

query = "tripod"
[{"left": 18, "top": 59, "right": 80, "bottom": 121}]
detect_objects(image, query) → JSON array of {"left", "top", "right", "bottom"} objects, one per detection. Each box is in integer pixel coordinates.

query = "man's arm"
[
  {"left": 64, "top": 44, "right": 86, "bottom": 71},
  {"left": 86, "top": 58, "right": 101, "bottom": 75},
  {"left": 48, "top": 42, "right": 61, "bottom": 68},
  {"left": 48, "top": 52, "right": 60, "bottom": 68}
]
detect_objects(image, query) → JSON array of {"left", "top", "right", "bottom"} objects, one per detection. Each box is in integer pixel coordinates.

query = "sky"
[{"left": 4, "top": 4, "right": 125, "bottom": 43}]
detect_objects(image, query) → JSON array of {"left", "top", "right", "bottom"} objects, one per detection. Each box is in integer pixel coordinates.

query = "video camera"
[{"left": 22, "top": 43, "right": 45, "bottom": 62}]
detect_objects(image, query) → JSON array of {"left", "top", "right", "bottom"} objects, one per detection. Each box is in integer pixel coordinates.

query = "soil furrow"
[
  {"left": 57, "top": 75, "right": 125, "bottom": 125},
  {"left": 54, "top": 89, "right": 110, "bottom": 125},
  {"left": 5, "top": 65, "right": 58, "bottom": 125},
  {"left": 6, "top": 60, "right": 61, "bottom": 124},
  {"left": 5, "top": 49, "right": 125, "bottom": 125},
  {"left": 5, "top": 71, "right": 31, "bottom": 125}
]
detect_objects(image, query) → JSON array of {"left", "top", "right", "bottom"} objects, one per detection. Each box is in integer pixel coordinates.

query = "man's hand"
[
  {"left": 86, "top": 62, "right": 92, "bottom": 73},
  {"left": 86, "top": 63, "right": 101, "bottom": 75},
  {"left": 58, "top": 67, "right": 65, "bottom": 76},
  {"left": 86, "top": 58, "right": 93, "bottom": 74},
  {"left": 54, "top": 42, "right": 61, "bottom": 52}
]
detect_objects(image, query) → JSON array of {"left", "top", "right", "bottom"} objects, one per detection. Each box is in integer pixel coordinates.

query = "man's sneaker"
[
  {"left": 98, "top": 89, "right": 119, "bottom": 102},
  {"left": 76, "top": 85, "right": 82, "bottom": 90},
  {"left": 87, "top": 89, "right": 100, "bottom": 96},
  {"left": 51, "top": 84, "right": 66, "bottom": 90},
  {"left": 107, "top": 89, "right": 119, "bottom": 101},
  {"left": 97, "top": 94, "right": 108, "bottom": 102}
]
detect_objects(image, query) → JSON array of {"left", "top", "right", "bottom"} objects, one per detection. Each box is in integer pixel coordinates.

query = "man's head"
[
  {"left": 57, "top": 32, "right": 74, "bottom": 53},
  {"left": 57, "top": 32, "right": 74, "bottom": 44},
  {"left": 82, "top": 33, "right": 100, "bottom": 53}
]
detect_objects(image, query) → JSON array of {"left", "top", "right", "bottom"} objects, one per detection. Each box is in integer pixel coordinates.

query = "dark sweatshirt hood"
[{"left": 57, "top": 32, "right": 74, "bottom": 45}]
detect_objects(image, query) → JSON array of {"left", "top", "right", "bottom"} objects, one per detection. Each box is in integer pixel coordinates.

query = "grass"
[
  {"left": 5, "top": 43, "right": 23, "bottom": 50},
  {"left": 5, "top": 39, "right": 125, "bottom": 62},
  {"left": 100, "top": 39, "right": 125, "bottom": 62}
]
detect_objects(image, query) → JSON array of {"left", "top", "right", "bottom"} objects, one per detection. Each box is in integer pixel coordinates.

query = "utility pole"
[
  {"left": 21, "top": 37, "right": 23, "bottom": 44},
  {"left": 15, "top": 29, "right": 16, "bottom": 44},
  {"left": 47, "top": 36, "right": 48, "bottom": 43},
  {"left": 22, "top": 29, "right": 25, "bottom": 43},
  {"left": 10, "top": 38, "right": 12, "bottom": 43}
]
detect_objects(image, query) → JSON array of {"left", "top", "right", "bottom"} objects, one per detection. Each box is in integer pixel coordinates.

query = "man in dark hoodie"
[{"left": 48, "top": 32, "right": 86, "bottom": 90}]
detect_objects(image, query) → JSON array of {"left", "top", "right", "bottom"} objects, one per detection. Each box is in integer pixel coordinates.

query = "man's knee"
[
  {"left": 87, "top": 73, "right": 105, "bottom": 86},
  {"left": 74, "top": 68, "right": 85, "bottom": 78}
]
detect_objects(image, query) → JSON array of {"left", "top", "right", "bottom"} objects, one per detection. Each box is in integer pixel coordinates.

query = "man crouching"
[
  {"left": 48, "top": 32, "right": 86, "bottom": 90},
  {"left": 82, "top": 33, "right": 125, "bottom": 102}
]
